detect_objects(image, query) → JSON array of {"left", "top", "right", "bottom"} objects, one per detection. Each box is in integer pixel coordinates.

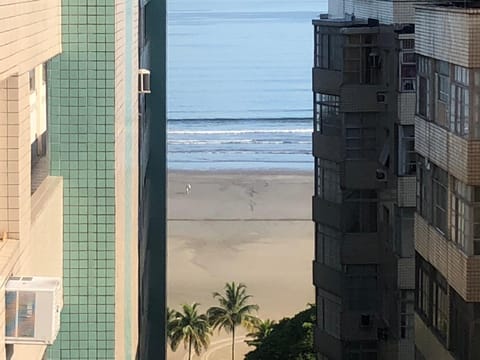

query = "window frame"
[
  {"left": 398, "top": 125, "right": 416, "bottom": 176},
  {"left": 432, "top": 167, "right": 448, "bottom": 235},
  {"left": 316, "top": 224, "right": 342, "bottom": 271},
  {"left": 314, "top": 93, "right": 340, "bottom": 136}
]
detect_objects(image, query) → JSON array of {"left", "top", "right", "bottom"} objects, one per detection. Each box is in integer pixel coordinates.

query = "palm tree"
[
  {"left": 166, "top": 307, "right": 176, "bottom": 343},
  {"left": 169, "top": 303, "right": 211, "bottom": 360},
  {"left": 207, "top": 282, "right": 259, "bottom": 360},
  {"left": 245, "top": 319, "right": 276, "bottom": 347}
]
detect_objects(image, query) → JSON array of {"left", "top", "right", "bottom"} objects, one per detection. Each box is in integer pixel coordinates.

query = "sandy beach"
[{"left": 167, "top": 170, "right": 314, "bottom": 360}]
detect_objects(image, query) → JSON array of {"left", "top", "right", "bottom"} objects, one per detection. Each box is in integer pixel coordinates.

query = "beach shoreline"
[{"left": 167, "top": 169, "right": 314, "bottom": 359}]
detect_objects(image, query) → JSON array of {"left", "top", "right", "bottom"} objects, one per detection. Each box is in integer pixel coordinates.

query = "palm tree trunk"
[
  {"left": 189, "top": 338, "right": 192, "bottom": 360},
  {"left": 231, "top": 326, "right": 235, "bottom": 360}
]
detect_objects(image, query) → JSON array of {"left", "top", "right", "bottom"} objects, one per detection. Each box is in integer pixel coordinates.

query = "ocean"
[{"left": 167, "top": 0, "right": 327, "bottom": 171}]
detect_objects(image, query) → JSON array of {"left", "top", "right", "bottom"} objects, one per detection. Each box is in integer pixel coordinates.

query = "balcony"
[
  {"left": 314, "top": 327, "right": 342, "bottom": 360},
  {"left": 312, "top": 196, "right": 342, "bottom": 229},
  {"left": 342, "top": 311, "right": 381, "bottom": 341},
  {"left": 415, "top": 116, "right": 480, "bottom": 185},
  {"left": 340, "top": 85, "right": 388, "bottom": 113},
  {"left": 415, "top": 213, "right": 480, "bottom": 302},
  {"left": 342, "top": 233, "right": 380, "bottom": 264},
  {"left": 312, "top": 68, "right": 342, "bottom": 95},
  {"left": 312, "top": 132, "right": 342, "bottom": 162},
  {"left": 344, "top": 160, "right": 381, "bottom": 189},
  {"left": 313, "top": 260, "right": 342, "bottom": 297},
  {"left": 416, "top": 5, "right": 480, "bottom": 68}
]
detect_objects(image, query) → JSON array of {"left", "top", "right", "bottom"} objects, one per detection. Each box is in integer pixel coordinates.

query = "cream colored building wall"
[
  {"left": 0, "top": 0, "right": 61, "bottom": 79},
  {"left": 10, "top": 177, "right": 63, "bottom": 360},
  {"left": 329, "top": 0, "right": 415, "bottom": 24},
  {"left": 115, "top": 1, "right": 139, "bottom": 359},
  {"left": 416, "top": 6, "right": 480, "bottom": 68},
  {"left": 0, "top": 175, "right": 62, "bottom": 360},
  {"left": 0, "top": 2, "right": 63, "bottom": 359},
  {"left": 0, "top": 74, "right": 32, "bottom": 243},
  {"left": 0, "top": 76, "right": 62, "bottom": 359}
]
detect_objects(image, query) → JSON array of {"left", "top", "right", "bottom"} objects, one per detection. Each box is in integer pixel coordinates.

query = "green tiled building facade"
[{"left": 47, "top": 0, "right": 139, "bottom": 358}]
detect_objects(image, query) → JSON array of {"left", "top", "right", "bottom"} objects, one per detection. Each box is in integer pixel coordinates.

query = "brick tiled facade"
[{"left": 415, "top": 116, "right": 480, "bottom": 185}]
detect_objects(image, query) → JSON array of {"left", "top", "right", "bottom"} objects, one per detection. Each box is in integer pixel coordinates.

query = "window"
[
  {"left": 450, "top": 83, "right": 469, "bottom": 137},
  {"left": 418, "top": 76, "right": 428, "bottom": 118},
  {"left": 316, "top": 224, "right": 341, "bottom": 271},
  {"left": 317, "top": 289, "right": 341, "bottom": 338},
  {"left": 399, "top": 39, "right": 416, "bottom": 92},
  {"left": 314, "top": 28, "right": 342, "bottom": 71},
  {"left": 417, "top": 56, "right": 432, "bottom": 119},
  {"left": 400, "top": 290, "right": 414, "bottom": 339},
  {"left": 345, "top": 341, "right": 378, "bottom": 360},
  {"left": 474, "top": 188, "right": 480, "bottom": 255},
  {"left": 449, "top": 179, "right": 480, "bottom": 255},
  {"left": 416, "top": 156, "right": 431, "bottom": 221},
  {"left": 398, "top": 125, "right": 416, "bottom": 175},
  {"left": 345, "top": 114, "right": 376, "bottom": 160},
  {"left": 344, "top": 190, "right": 377, "bottom": 233},
  {"left": 345, "top": 265, "right": 378, "bottom": 311},
  {"left": 416, "top": 259, "right": 430, "bottom": 320},
  {"left": 432, "top": 279, "right": 448, "bottom": 340},
  {"left": 450, "top": 178, "right": 469, "bottom": 251},
  {"left": 416, "top": 255, "right": 449, "bottom": 345},
  {"left": 435, "top": 60, "right": 450, "bottom": 128},
  {"left": 321, "top": 33, "right": 329, "bottom": 68},
  {"left": 315, "top": 159, "right": 341, "bottom": 203},
  {"left": 433, "top": 167, "right": 448, "bottom": 234},
  {"left": 344, "top": 34, "right": 380, "bottom": 84},
  {"left": 471, "top": 70, "right": 480, "bottom": 139},
  {"left": 401, "top": 39, "right": 415, "bottom": 50},
  {"left": 314, "top": 93, "right": 340, "bottom": 136},
  {"left": 438, "top": 75, "right": 449, "bottom": 103}
]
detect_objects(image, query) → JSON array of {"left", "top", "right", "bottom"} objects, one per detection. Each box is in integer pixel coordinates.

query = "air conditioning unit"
[
  {"left": 360, "top": 314, "right": 372, "bottom": 328},
  {"left": 376, "top": 168, "right": 388, "bottom": 182},
  {"left": 138, "top": 69, "right": 151, "bottom": 94},
  {"left": 5, "top": 277, "right": 62, "bottom": 345},
  {"left": 376, "top": 92, "right": 386, "bottom": 103}
]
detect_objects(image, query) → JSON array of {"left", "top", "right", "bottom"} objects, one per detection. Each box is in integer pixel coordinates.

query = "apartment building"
[
  {"left": 0, "top": 1, "right": 63, "bottom": 359},
  {"left": 138, "top": 0, "right": 168, "bottom": 359},
  {"left": 43, "top": 0, "right": 166, "bottom": 358},
  {"left": 413, "top": 4, "right": 480, "bottom": 360},
  {"left": 311, "top": 1, "right": 417, "bottom": 359}
]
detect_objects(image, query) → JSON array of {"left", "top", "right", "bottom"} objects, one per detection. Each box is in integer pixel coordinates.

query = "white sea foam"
[
  {"left": 168, "top": 128, "right": 311, "bottom": 135},
  {"left": 168, "top": 139, "right": 310, "bottom": 145}
]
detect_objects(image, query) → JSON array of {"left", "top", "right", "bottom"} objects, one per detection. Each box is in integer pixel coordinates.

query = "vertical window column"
[{"left": 314, "top": 93, "right": 339, "bottom": 135}]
